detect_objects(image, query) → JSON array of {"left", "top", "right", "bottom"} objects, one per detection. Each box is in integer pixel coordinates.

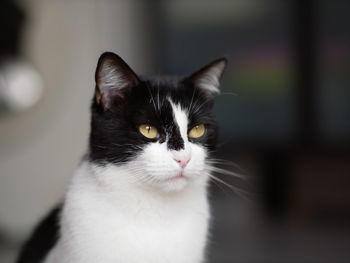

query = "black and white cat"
[{"left": 17, "top": 52, "right": 227, "bottom": 263}]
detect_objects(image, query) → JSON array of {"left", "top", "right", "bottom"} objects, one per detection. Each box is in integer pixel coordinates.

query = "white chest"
[{"left": 45, "top": 163, "right": 210, "bottom": 263}]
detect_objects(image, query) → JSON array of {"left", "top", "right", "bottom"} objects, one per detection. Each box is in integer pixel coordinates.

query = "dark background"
[{"left": 0, "top": 0, "right": 349, "bottom": 262}]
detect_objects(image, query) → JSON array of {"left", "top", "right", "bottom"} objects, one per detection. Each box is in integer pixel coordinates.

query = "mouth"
[{"left": 165, "top": 171, "right": 186, "bottom": 181}]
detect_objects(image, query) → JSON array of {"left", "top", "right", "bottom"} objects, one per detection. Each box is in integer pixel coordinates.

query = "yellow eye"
[
  {"left": 139, "top": 124, "right": 159, "bottom": 139},
  {"left": 188, "top": 124, "right": 206, "bottom": 139}
]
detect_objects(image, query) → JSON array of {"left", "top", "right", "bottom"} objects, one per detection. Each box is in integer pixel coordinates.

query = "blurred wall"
[{"left": 0, "top": 0, "right": 152, "bottom": 241}]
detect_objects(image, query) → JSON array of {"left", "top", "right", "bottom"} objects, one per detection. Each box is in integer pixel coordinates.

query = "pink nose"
[{"left": 173, "top": 156, "right": 191, "bottom": 168}]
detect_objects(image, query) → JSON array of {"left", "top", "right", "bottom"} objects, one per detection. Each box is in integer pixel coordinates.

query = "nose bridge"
[
  {"left": 167, "top": 128, "right": 185, "bottom": 151},
  {"left": 167, "top": 98, "right": 189, "bottom": 151},
  {"left": 166, "top": 114, "right": 187, "bottom": 151},
  {"left": 172, "top": 147, "right": 191, "bottom": 160}
]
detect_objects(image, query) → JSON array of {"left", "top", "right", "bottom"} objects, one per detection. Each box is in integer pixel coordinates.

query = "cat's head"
[{"left": 89, "top": 52, "right": 227, "bottom": 192}]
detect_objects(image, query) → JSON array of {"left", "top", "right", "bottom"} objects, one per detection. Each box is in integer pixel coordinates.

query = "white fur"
[
  {"left": 169, "top": 99, "right": 189, "bottom": 142},
  {"left": 44, "top": 103, "right": 211, "bottom": 263}
]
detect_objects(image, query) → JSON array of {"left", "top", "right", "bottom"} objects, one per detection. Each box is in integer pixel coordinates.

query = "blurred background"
[{"left": 0, "top": 0, "right": 349, "bottom": 262}]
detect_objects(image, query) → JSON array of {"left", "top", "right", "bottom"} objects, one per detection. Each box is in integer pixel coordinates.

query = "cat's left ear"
[
  {"left": 186, "top": 58, "right": 227, "bottom": 99},
  {"left": 95, "top": 52, "right": 140, "bottom": 110}
]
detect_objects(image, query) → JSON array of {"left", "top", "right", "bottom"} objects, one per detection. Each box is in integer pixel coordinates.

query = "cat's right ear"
[{"left": 95, "top": 52, "right": 140, "bottom": 110}]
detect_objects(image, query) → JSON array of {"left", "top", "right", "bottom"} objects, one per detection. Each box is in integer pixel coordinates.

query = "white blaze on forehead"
[{"left": 168, "top": 99, "right": 189, "bottom": 143}]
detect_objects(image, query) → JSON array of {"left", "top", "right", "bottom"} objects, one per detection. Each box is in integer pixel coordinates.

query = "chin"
[
  {"left": 152, "top": 169, "right": 209, "bottom": 193},
  {"left": 159, "top": 176, "right": 189, "bottom": 192}
]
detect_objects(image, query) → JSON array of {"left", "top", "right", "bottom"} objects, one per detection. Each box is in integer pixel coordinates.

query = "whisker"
[
  {"left": 208, "top": 174, "right": 254, "bottom": 201},
  {"left": 207, "top": 158, "right": 245, "bottom": 172},
  {"left": 157, "top": 76, "right": 161, "bottom": 112},
  {"left": 206, "top": 166, "right": 248, "bottom": 181},
  {"left": 146, "top": 83, "right": 158, "bottom": 113},
  {"left": 189, "top": 97, "right": 211, "bottom": 116},
  {"left": 209, "top": 175, "right": 232, "bottom": 198},
  {"left": 188, "top": 87, "right": 197, "bottom": 114}
]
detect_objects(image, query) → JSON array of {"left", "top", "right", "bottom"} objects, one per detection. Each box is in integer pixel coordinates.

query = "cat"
[{"left": 16, "top": 52, "right": 227, "bottom": 263}]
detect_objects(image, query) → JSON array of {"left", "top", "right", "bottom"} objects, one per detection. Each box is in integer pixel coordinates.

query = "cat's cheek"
[
  {"left": 136, "top": 142, "right": 168, "bottom": 166},
  {"left": 135, "top": 142, "right": 180, "bottom": 177},
  {"left": 184, "top": 143, "right": 208, "bottom": 177}
]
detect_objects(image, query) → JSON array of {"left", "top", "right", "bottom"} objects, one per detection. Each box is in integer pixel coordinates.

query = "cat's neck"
[{"left": 46, "top": 161, "right": 210, "bottom": 263}]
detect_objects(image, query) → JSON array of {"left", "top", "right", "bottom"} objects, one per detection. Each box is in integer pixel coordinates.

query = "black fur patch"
[
  {"left": 89, "top": 76, "right": 218, "bottom": 165},
  {"left": 16, "top": 204, "right": 62, "bottom": 263}
]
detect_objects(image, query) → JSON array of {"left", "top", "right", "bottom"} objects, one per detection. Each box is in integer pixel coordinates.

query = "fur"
[
  {"left": 45, "top": 161, "right": 209, "bottom": 263},
  {"left": 16, "top": 52, "right": 227, "bottom": 263}
]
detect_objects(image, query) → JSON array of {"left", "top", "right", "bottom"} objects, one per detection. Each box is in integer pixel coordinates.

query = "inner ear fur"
[{"left": 95, "top": 52, "right": 140, "bottom": 110}]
